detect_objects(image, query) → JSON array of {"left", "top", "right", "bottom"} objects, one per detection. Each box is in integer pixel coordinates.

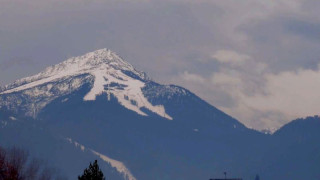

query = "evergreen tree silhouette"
[{"left": 78, "top": 160, "right": 105, "bottom": 180}]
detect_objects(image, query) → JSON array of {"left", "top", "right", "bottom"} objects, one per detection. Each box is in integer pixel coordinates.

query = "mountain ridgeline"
[{"left": 0, "top": 49, "right": 319, "bottom": 180}]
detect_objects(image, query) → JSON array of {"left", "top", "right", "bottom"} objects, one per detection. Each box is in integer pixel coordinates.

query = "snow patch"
[
  {"left": 61, "top": 98, "right": 69, "bottom": 103},
  {"left": 66, "top": 138, "right": 85, "bottom": 152},
  {"left": 9, "top": 116, "right": 17, "bottom": 121},
  {"left": 83, "top": 70, "right": 106, "bottom": 101},
  {"left": 83, "top": 68, "right": 172, "bottom": 120},
  {"left": 91, "top": 150, "right": 137, "bottom": 180},
  {"left": 66, "top": 138, "right": 136, "bottom": 180},
  {"left": 1, "top": 74, "right": 69, "bottom": 94}
]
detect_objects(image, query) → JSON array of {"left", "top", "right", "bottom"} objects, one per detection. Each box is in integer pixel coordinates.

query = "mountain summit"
[
  {"left": 0, "top": 49, "right": 171, "bottom": 119},
  {"left": 1, "top": 49, "right": 147, "bottom": 92}
]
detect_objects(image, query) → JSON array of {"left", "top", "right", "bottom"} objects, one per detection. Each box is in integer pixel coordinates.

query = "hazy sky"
[{"left": 1, "top": 0, "right": 320, "bottom": 131}]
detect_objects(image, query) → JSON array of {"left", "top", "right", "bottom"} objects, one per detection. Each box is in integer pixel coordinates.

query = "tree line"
[
  {"left": 0, "top": 146, "right": 65, "bottom": 180},
  {"left": 0, "top": 146, "right": 105, "bottom": 180},
  {"left": 1, "top": 145, "right": 262, "bottom": 180}
]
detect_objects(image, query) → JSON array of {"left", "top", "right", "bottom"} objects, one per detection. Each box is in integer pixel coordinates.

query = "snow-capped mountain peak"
[
  {"left": 0, "top": 49, "right": 172, "bottom": 120},
  {"left": 1, "top": 49, "right": 147, "bottom": 92},
  {"left": 42, "top": 48, "right": 147, "bottom": 79}
]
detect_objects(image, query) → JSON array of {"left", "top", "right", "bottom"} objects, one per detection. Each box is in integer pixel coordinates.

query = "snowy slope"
[
  {"left": 0, "top": 49, "right": 171, "bottom": 120},
  {"left": 66, "top": 138, "right": 137, "bottom": 180}
]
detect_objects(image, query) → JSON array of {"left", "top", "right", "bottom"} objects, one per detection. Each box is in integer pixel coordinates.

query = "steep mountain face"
[{"left": 0, "top": 49, "right": 319, "bottom": 180}]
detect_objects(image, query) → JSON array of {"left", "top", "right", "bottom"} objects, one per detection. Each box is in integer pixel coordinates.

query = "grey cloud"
[
  {"left": 237, "top": 15, "right": 320, "bottom": 72},
  {"left": 173, "top": 48, "right": 320, "bottom": 131},
  {"left": 284, "top": 19, "right": 320, "bottom": 41},
  {"left": 0, "top": 0, "right": 217, "bottom": 84}
]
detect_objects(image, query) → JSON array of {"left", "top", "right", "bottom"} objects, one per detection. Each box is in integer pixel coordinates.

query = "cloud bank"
[{"left": 178, "top": 49, "right": 320, "bottom": 131}]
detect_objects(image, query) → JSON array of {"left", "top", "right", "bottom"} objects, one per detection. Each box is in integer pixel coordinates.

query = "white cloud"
[
  {"left": 212, "top": 50, "right": 250, "bottom": 66},
  {"left": 212, "top": 53, "right": 320, "bottom": 131},
  {"left": 211, "top": 71, "right": 242, "bottom": 86},
  {"left": 225, "top": 66, "right": 320, "bottom": 131},
  {"left": 173, "top": 49, "right": 320, "bottom": 132},
  {"left": 179, "top": 71, "right": 206, "bottom": 84},
  {"left": 243, "top": 67, "right": 320, "bottom": 122}
]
